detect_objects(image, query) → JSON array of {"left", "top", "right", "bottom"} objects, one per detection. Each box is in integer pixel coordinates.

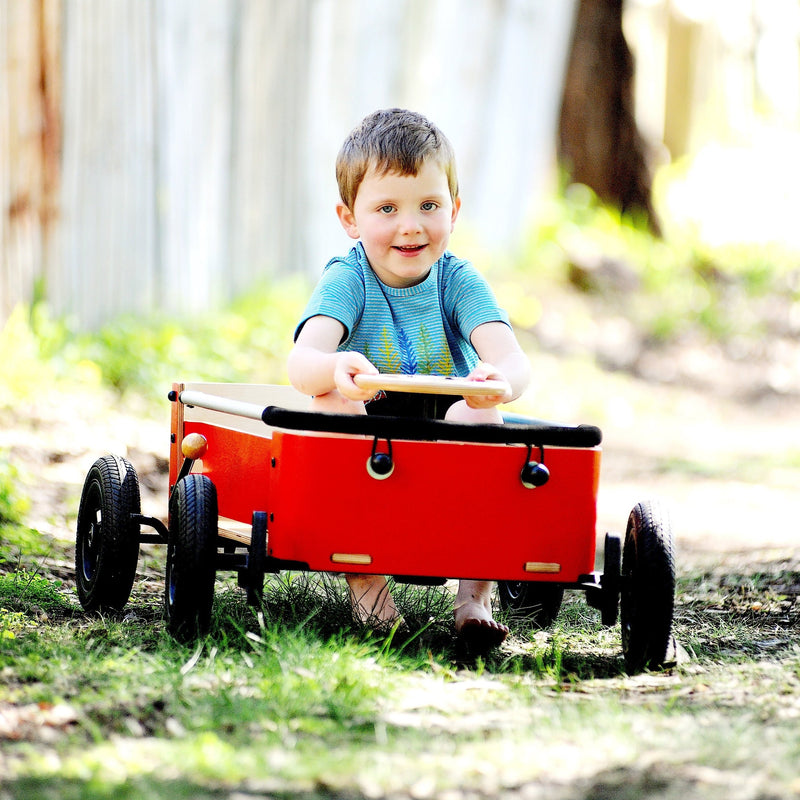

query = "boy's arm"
[
  {"left": 467, "top": 321, "right": 531, "bottom": 408},
  {"left": 288, "top": 314, "right": 378, "bottom": 400}
]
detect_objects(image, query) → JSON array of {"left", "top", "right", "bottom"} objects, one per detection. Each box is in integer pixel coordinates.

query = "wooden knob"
[{"left": 181, "top": 433, "right": 208, "bottom": 460}]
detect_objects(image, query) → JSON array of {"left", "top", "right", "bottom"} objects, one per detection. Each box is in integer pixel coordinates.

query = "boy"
[{"left": 288, "top": 109, "right": 531, "bottom": 652}]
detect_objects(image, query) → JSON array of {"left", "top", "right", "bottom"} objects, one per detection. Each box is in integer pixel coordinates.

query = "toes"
[{"left": 458, "top": 617, "right": 508, "bottom": 655}]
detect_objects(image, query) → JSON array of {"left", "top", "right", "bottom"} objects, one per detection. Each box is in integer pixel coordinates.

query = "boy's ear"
[
  {"left": 336, "top": 203, "right": 360, "bottom": 240},
  {"left": 450, "top": 196, "right": 461, "bottom": 231}
]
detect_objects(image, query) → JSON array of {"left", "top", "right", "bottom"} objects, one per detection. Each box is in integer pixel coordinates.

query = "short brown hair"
[{"left": 336, "top": 108, "right": 459, "bottom": 210}]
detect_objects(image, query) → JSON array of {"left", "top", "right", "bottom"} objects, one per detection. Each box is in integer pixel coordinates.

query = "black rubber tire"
[
  {"left": 620, "top": 500, "right": 676, "bottom": 674},
  {"left": 75, "top": 455, "right": 141, "bottom": 612},
  {"left": 165, "top": 474, "right": 218, "bottom": 641},
  {"left": 600, "top": 532, "right": 622, "bottom": 627},
  {"left": 497, "top": 580, "right": 564, "bottom": 628}
]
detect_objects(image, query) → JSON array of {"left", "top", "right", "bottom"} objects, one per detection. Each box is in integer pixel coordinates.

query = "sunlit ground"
[{"left": 659, "top": 124, "right": 800, "bottom": 250}]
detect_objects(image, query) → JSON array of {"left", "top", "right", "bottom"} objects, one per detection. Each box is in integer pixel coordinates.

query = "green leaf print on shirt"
[
  {"left": 418, "top": 324, "right": 455, "bottom": 376},
  {"left": 433, "top": 349, "right": 455, "bottom": 376},
  {"left": 417, "top": 326, "right": 434, "bottom": 374},
  {"left": 378, "top": 327, "right": 402, "bottom": 373}
]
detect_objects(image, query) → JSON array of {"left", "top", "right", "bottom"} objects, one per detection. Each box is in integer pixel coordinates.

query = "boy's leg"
[
  {"left": 454, "top": 579, "right": 509, "bottom": 650},
  {"left": 346, "top": 574, "right": 402, "bottom": 628},
  {"left": 310, "top": 390, "right": 368, "bottom": 415},
  {"left": 444, "top": 399, "right": 503, "bottom": 424}
]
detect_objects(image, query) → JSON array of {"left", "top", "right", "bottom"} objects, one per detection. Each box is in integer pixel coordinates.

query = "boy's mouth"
[{"left": 394, "top": 244, "right": 427, "bottom": 256}]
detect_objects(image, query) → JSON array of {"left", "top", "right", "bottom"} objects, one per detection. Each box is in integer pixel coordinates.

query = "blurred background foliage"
[{"left": 1, "top": 174, "right": 796, "bottom": 408}]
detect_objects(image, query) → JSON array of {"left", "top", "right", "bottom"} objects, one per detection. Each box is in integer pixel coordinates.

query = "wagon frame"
[{"left": 75, "top": 381, "right": 676, "bottom": 673}]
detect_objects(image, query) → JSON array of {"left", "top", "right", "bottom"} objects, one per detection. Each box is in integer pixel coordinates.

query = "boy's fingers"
[
  {"left": 470, "top": 362, "right": 491, "bottom": 380},
  {"left": 470, "top": 362, "right": 505, "bottom": 385},
  {"left": 464, "top": 383, "right": 510, "bottom": 408}
]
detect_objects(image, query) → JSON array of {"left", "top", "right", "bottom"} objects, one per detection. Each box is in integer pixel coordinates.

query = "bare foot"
[
  {"left": 454, "top": 581, "right": 509, "bottom": 654},
  {"left": 346, "top": 574, "right": 403, "bottom": 631}
]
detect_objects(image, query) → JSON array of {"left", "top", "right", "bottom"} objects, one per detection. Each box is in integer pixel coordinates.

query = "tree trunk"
[{"left": 559, "top": 0, "right": 661, "bottom": 235}]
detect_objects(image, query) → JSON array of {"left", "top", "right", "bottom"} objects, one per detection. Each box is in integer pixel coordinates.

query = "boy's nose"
[{"left": 398, "top": 212, "right": 423, "bottom": 233}]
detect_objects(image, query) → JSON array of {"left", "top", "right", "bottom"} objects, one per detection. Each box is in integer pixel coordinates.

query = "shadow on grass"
[
  {"left": 5, "top": 762, "right": 741, "bottom": 800},
  {"left": 202, "top": 573, "right": 627, "bottom": 681},
  {"left": 0, "top": 777, "right": 231, "bottom": 800},
  {"left": 674, "top": 563, "right": 800, "bottom": 662}
]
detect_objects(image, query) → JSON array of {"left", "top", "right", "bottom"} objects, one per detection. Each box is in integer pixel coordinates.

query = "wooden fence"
[{"left": 2, "top": 0, "right": 579, "bottom": 329}]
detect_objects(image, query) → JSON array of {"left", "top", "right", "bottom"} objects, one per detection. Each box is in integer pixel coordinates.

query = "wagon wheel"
[
  {"left": 497, "top": 580, "right": 564, "bottom": 628},
  {"left": 165, "top": 474, "right": 218, "bottom": 641},
  {"left": 75, "top": 455, "right": 141, "bottom": 612},
  {"left": 620, "top": 500, "right": 675, "bottom": 674}
]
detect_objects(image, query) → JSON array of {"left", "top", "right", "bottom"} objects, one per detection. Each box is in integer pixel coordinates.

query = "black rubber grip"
[{"left": 262, "top": 406, "right": 602, "bottom": 447}]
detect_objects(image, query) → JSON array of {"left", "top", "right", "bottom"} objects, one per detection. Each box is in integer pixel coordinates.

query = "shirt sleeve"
[
  {"left": 294, "top": 258, "right": 366, "bottom": 342},
  {"left": 441, "top": 257, "right": 510, "bottom": 339}
]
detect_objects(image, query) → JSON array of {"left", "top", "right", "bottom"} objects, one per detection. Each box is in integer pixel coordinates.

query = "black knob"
[
  {"left": 520, "top": 461, "right": 550, "bottom": 489},
  {"left": 367, "top": 452, "right": 394, "bottom": 480}
]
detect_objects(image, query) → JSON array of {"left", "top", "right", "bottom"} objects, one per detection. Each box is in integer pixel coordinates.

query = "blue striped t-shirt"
[{"left": 294, "top": 242, "right": 510, "bottom": 377}]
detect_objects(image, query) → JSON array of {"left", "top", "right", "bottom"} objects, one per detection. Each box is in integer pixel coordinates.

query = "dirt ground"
[{"left": 598, "top": 386, "right": 800, "bottom": 565}]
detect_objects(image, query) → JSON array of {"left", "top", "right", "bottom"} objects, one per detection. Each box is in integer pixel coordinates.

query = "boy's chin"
[{"left": 386, "top": 260, "right": 435, "bottom": 284}]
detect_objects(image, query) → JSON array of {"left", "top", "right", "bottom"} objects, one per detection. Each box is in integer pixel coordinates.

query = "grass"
[{"left": 1, "top": 553, "right": 799, "bottom": 798}]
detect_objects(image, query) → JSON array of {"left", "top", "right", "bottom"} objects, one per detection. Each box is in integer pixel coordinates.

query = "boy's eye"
[
  {"left": 378, "top": 205, "right": 395, "bottom": 214},
  {"left": 421, "top": 201, "right": 438, "bottom": 212}
]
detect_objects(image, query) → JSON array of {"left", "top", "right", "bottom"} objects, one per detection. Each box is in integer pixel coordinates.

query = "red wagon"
[{"left": 74, "top": 379, "right": 675, "bottom": 673}]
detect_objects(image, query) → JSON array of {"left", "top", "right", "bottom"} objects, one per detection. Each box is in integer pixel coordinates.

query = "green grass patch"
[
  {"left": 1, "top": 561, "right": 799, "bottom": 798},
  {"left": 38, "top": 278, "right": 308, "bottom": 401},
  {"left": 0, "top": 277, "right": 308, "bottom": 408},
  {"left": 0, "top": 569, "right": 72, "bottom": 614},
  {"left": 0, "top": 450, "right": 54, "bottom": 569},
  {"left": 0, "top": 450, "right": 30, "bottom": 527}
]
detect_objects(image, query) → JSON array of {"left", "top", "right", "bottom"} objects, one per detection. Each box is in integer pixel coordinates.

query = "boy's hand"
[
  {"left": 334, "top": 352, "right": 380, "bottom": 401},
  {"left": 464, "top": 362, "right": 512, "bottom": 409}
]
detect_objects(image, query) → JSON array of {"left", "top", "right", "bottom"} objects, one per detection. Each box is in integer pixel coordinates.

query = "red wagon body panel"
[
  {"left": 182, "top": 422, "right": 273, "bottom": 524},
  {"left": 266, "top": 431, "right": 601, "bottom": 582},
  {"left": 168, "top": 382, "right": 603, "bottom": 585}
]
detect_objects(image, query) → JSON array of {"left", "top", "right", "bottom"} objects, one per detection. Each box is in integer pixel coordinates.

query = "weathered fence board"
[
  {"left": 57, "top": 0, "right": 158, "bottom": 327},
  {"left": 1, "top": 0, "right": 60, "bottom": 325}
]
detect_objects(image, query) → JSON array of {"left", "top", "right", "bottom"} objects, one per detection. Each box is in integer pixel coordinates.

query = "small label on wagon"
[
  {"left": 524, "top": 562, "right": 561, "bottom": 574},
  {"left": 331, "top": 553, "right": 373, "bottom": 566}
]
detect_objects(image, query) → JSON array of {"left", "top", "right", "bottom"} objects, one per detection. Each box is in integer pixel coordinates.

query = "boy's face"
[{"left": 337, "top": 160, "right": 461, "bottom": 288}]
